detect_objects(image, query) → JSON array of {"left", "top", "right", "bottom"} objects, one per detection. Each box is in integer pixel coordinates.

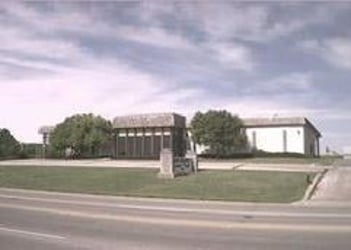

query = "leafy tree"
[
  {"left": 190, "top": 110, "right": 247, "bottom": 157},
  {"left": 50, "top": 114, "right": 112, "bottom": 158},
  {"left": 0, "top": 128, "right": 21, "bottom": 158}
]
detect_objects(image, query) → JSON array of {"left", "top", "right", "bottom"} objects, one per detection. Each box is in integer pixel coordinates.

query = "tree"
[
  {"left": 190, "top": 110, "right": 247, "bottom": 157},
  {"left": 0, "top": 128, "right": 21, "bottom": 158},
  {"left": 50, "top": 113, "right": 112, "bottom": 158}
]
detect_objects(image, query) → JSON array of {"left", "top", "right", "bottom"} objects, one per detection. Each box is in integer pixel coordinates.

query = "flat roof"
[
  {"left": 113, "top": 113, "right": 186, "bottom": 129},
  {"left": 242, "top": 117, "right": 321, "bottom": 137}
]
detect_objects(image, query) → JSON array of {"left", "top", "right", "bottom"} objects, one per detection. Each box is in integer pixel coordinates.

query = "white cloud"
[
  {"left": 267, "top": 73, "right": 314, "bottom": 90},
  {"left": 205, "top": 42, "right": 255, "bottom": 71},
  {"left": 0, "top": 58, "right": 201, "bottom": 143},
  {"left": 185, "top": 2, "right": 336, "bottom": 43},
  {"left": 0, "top": 31, "right": 83, "bottom": 60},
  {"left": 0, "top": 2, "right": 98, "bottom": 34},
  {"left": 0, "top": 2, "right": 195, "bottom": 52},
  {"left": 0, "top": 3, "right": 201, "bottom": 142},
  {"left": 115, "top": 26, "right": 195, "bottom": 50},
  {"left": 242, "top": 72, "right": 314, "bottom": 95},
  {"left": 197, "top": 4, "right": 269, "bottom": 42},
  {"left": 0, "top": 2, "right": 256, "bottom": 72},
  {"left": 1, "top": 1, "right": 351, "bottom": 153},
  {"left": 0, "top": 55, "right": 73, "bottom": 73},
  {"left": 300, "top": 38, "right": 351, "bottom": 70},
  {"left": 0, "top": 2, "right": 203, "bottom": 144}
]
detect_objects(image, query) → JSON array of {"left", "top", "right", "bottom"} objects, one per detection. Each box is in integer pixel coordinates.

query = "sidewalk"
[
  {"left": 0, "top": 158, "right": 329, "bottom": 172},
  {"left": 0, "top": 159, "right": 159, "bottom": 168},
  {"left": 311, "top": 166, "right": 351, "bottom": 201}
]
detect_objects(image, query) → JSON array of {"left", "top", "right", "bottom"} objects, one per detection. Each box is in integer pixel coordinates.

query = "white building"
[
  {"left": 342, "top": 146, "right": 351, "bottom": 159},
  {"left": 243, "top": 117, "right": 321, "bottom": 156},
  {"left": 191, "top": 117, "right": 322, "bottom": 157}
]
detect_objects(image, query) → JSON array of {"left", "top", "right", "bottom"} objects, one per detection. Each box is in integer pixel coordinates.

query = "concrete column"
[
  {"left": 161, "top": 127, "right": 164, "bottom": 150},
  {"left": 125, "top": 128, "right": 128, "bottom": 158},
  {"left": 133, "top": 128, "right": 137, "bottom": 158},
  {"left": 42, "top": 133, "right": 47, "bottom": 158},
  {"left": 169, "top": 127, "right": 173, "bottom": 152},
  {"left": 158, "top": 148, "right": 174, "bottom": 179},
  {"left": 141, "top": 128, "right": 145, "bottom": 157},
  {"left": 151, "top": 128, "right": 155, "bottom": 157},
  {"left": 114, "top": 130, "right": 118, "bottom": 158}
]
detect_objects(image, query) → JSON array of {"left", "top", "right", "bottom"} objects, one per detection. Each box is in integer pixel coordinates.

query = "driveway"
[{"left": 311, "top": 159, "right": 351, "bottom": 202}]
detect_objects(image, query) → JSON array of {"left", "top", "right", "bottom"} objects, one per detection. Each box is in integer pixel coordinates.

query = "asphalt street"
[{"left": 0, "top": 187, "right": 351, "bottom": 250}]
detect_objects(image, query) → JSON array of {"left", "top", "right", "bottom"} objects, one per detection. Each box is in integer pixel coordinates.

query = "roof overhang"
[
  {"left": 242, "top": 117, "right": 322, "bottom": 138},
  {"left": 113, "top": 113, "right": 186, "bottom": 129}
]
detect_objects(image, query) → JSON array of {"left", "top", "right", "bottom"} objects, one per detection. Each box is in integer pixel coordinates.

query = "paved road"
[
  {"left": 0, "top": 188, "right": 351, "bottom": 250},
  {"left": 311, "top": 159, "right": 351, "bottom": 202}
]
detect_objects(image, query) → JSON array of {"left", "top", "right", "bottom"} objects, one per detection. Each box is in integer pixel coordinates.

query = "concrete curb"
[
  {"left": 231, "top": 163, "right": 244, "bottom": 170},
  {"left": 0, "top": 187, "right": 300, "bottom": 207},
  {"left": 302, "top": 168, "right": 329, "bottom": 201}
]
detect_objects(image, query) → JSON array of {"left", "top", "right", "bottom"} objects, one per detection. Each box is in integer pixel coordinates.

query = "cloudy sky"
[{"left": 1, "top": 1, "right": 351, "bottom": 152}]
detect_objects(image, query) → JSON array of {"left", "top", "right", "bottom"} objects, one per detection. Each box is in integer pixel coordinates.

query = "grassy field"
[{"left": 0, "top": 165, "right": 314, "bottom": 203}]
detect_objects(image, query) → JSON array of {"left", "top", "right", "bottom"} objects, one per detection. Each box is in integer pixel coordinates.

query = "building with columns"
[
  {"left": 38, "top": 114, "right": 322, "bottom": 158},
  {"left": 243, "top": 117, "right": 321, "bottom": 156},
  {"left": 112, "top": 113, "right": 187, "bottom": 159}
]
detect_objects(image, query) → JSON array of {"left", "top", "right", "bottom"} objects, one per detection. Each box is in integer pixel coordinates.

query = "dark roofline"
[
  {"left": 113, "top": 112, "right": 186, "bottom": 129},
  {"left": 304, "top": 118, "right": 322, "bottom": 138}
]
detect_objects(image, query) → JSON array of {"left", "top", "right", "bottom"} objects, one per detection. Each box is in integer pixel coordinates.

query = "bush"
[
  {"left": 190, "top": 110, "right": 247, "bottom": 158},
  {"left": 50, "top": 113, "right": 112, "bottom": 159},
  {"left": 19, "top": 143, "right": 43, "bottom": 159},
  {"left": 252, "top": 150, "right": 308, "bottom": 158},
  {"left": 198, "top": 150, "right": 311, "bottom": 159},
  {"left": 198, "top": 152, "right": 254, "bottom": 159}
]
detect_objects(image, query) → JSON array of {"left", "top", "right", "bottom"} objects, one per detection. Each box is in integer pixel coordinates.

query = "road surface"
[{"left": 0, "top": 188, "right": 351, "bottom": 250}]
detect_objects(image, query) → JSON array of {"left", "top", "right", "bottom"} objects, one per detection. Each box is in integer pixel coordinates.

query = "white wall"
[
  {"left": 343, "top": 146, "right": 351, "bottom": 159},
  {"left": 245, "top": 126, "right": 305, "bottom": 154},
  {"left": 189, "top": 125, "right": 320, "bottom": 156},
  {"left": 186, "top": 130, "right": 210, "bottom": 154}
]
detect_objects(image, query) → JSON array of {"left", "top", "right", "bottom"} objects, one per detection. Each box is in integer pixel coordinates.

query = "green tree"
[
  {"left": 190, "top": 110, "right": 247, "bottom": 157},
  {"left": 50, "top": 114, "right": 112, "bottom": 158},
  {"left": 0, "top": 128, "right": 21, "bottom": 159}
]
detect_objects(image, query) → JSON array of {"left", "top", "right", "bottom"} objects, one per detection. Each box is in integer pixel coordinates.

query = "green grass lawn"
[{"left": 0, "top": 165, "right": 314, "bottom": 203}]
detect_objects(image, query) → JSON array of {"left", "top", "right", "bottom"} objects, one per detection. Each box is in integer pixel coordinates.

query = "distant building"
[
  {"left": 38, "top": 126, "right": 55, "bottom": 158},
  {"left": 243, "top": 117, "right": 321, "bottom": 156},
  {"left": 343, "top": 146, "right": 351, "bottom": 159},
  {"left": 38, "top": 126, "right": 55, "bottom": 145},
  {"left": 39, "top": 114, "right": 322, "bottom": 158},
  {"left": 112, "top": 113, "right": 187, "bottom": 159}
]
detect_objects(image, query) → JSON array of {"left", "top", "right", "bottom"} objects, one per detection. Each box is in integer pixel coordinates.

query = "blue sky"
[{"left": 1, "top": 1, "right": 351, "bottom": 153}]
